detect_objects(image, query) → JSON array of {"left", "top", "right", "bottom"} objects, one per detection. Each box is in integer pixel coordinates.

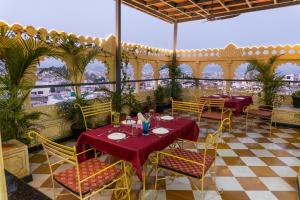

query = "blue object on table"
[{"left": 142, "top": 121, "right": 150, "bottom": 136}]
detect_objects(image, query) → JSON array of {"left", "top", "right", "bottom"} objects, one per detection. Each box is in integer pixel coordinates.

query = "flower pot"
[
  {"left": 71, "top": 123, "right": 85, "bottom": 139},
  {"left": 2, "top": 139, "right": 30, "bottom": 179},
  {"left": 155, "top": 104, "right": 164, "bottom": 113},
  {"left": 292, "top": 96, "right": 300, "bottom": 108}
]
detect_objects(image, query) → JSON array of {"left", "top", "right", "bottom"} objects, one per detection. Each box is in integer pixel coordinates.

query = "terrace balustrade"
[{"left": 1, "top": 21, "right": 300, "bottom": 145}]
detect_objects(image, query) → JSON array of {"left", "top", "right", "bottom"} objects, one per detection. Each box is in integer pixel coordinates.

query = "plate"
[
  {"left": 152, "top": 128, "right": 169, "bottom": 135},
  {"left": 107, "top": 132, "right": 126, "bottom": 140},
  {"left": 160, "top": 115, "right": 174, "bottom": 120},
  {"left": 121, "top": 120, "right": 136, "bottom": 125},
  {"left": 211, "top": 95, "right": 220, "bottom": 97},
  {"left": 235, "top": 97, "right": 245, "bottom": 100}
]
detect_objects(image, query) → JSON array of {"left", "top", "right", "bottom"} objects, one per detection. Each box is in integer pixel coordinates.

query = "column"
[
  {"left": 132, "top": 61, "right": 142, "bottom": 93},
  {"left": 222, "top": 61, "right": 234, "bottom": 94},
  {"left": 153, "top": 61, "right": 160, "bottom": 90},
  {"left": 0, "top": 134, "right": 8, "bottom": 200}
]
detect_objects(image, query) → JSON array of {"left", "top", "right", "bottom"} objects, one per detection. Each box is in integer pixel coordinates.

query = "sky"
[{"left": 0, "top": 0, "right": 300, "bottom": 50}]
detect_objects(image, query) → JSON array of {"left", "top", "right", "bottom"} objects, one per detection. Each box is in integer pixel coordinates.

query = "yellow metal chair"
[
  {"left": 170, "top": 97, "right": 205, "bottom": 121},
  {"left": 245, "top": 95, "right": 282, "bottom": 137},
  {"left": 27, "top": 131, "right": 130, "bottom": 200},
  {"left": 75, "top": 101, "right": 112, "bottom": 131},
  {"left": 153, "top": 118, "right": 229, "bottom": 199},
  {"left": 201, "top": 98, "right": 232, "bottom": 132}
]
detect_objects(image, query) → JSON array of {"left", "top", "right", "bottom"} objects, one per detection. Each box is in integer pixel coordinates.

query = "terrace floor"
[{"left": 28, "top": 110, "right": 300, "bottom": 200}]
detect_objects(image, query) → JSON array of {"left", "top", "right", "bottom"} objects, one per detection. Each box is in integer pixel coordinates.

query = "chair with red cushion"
[
  {"left": 244, "top": 95, "right": 283, "bottom": 137},
  {"left": 27, "top": 131, "right": 130, "bottom": 200},
  {"left": 201, "top": 98, "right": 232, "bottom": 132},
  {"left": 154, "top": 118, "right": 229, "bottom": 199},
  {"left": 245, "top": 104, "right": 274, "bottom": 137}
]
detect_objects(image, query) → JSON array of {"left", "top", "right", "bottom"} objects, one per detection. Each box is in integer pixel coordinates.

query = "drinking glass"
[
  {"left": 142, "top": 121, "right": 150, "bottom": 136},
  {"left": 149, "top": 109, "right": 155, "bottom": 116},
  {"left": 156, "top": 115, "right": 161, "bottom": 127},
  {"left": 113, "top": 112, "right": 120, "bottom": 128},
  {"left": 125, "top": 116, "right": 132, "bottom": 126}
]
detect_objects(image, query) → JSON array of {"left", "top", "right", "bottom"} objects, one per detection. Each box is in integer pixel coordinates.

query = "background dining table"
[
  {"left": 76, "top": 116, "right": 199, "bottom": 180},
  {"left": 207, "top": 95, "right": 253, "bottom": 116}
]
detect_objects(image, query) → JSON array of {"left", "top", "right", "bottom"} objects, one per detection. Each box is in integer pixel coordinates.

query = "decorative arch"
[
  {"left": 233, "top": 63, "right": 249, "bottom": 79},
  {"left": 274, "top": 61, "right": 300, "bottom": 71},
  {"left": 84, "top": 60, "right": 109, "bottom": 82},
  {"left": 274, "top": 62, "right": 300, "bottom": 95},
  {"left": 178, "top": 63, "right": 193, "bottom": 78},
  {"left": 141, "top": 63, "right": 154, "bottom": 91},
  {"left": 159, "top": 64, "right": 169, "bottom": 78},
  {"left": 202, "top": 63, "right": 224, "bottom": 79},
  {"left": 158, "top": 64, "right": 169, "bottom": 86},
  {"left": 31, "top": 57, "right": 70, "bottom": 107},
  {"left": 121, "top": 62, "right": 134, "bottom": 80},
  {"left": 81, "top": 60, "right": 109, "bottom": 99}
]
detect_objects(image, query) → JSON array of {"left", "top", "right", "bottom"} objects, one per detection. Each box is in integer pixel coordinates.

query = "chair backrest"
[
  {"left": 205, "top": 98, "right": 225, "bottom": 112},
  {"left": 201, "top": 117, "right": 230, "bottom": 167},
  {"left": 75, "top": 101, "right": 112, "bottom": 131},
  {"left": 27, "top": 131, "right": 77, "bottom": 166},
  {"left": 189, "top": 89, "right": 202, "bottom": 103},
  {"left": 170, "top": 97, "right": 205, "bottom": 120}
]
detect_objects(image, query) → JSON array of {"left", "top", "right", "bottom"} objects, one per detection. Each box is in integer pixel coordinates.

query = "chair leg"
[
  {"left": 245, "top": 113, "right": 249, "bottom": 133},
  {"left": 201, "top": 177, "right": 205, "bottom": 200},
  {"left": 229, "top": 116, "right": 233, "bottom": 134},
  {"left": 124, "top": 175, "right": 131, "bottom": 200},
  {"left": 51, "top": 177, "right": 56, "bottom": 200},
  {"left": 154, "top": 161, "right": 159, "bottom": 190},
  {"left": 269, "top": 119, "right": 273, "bottom": 138}
]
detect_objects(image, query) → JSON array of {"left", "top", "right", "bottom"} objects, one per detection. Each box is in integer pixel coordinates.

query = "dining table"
[
  {"left": 207, "top": 94, "right": 253, "bottom": 116},
  {"left": 76, "top": 116, "right": 199, "bottom": 199}
]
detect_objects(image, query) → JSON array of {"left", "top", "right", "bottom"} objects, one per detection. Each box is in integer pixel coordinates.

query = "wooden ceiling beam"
[
  {"left": 217, "top": 0, "right": 231, "bottom": 11},
  {"left": 122, "top": 0, "right": 300, "bottom": 23},
  {"left": 188, "top": 0, "right": 210, "bottom": 16},
  {"left": 145, "top": 0, "right": 164, "bottom": 6},
  {"left": 245, "top": 0, "right": 253, "bottom": 7},
  {"left": 123, "top": 0, "right": 176, "bottom": 22},
  {"left": 177, "top": 0, "right": 300, "bottom": 22},
  {"left": 160, "top": 0, "right": 193, "bottom": 18}
]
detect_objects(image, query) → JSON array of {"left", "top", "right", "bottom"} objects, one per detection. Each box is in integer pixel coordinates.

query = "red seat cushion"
[
  {"left": 201, "top": 111, "right": 223, "bottom": 121},
  {"left": 248, "top": 109, "right": 272, "bottom": 117},
  {"left": 54, "top": 158, "right": 121, "bottom": 195},
  {"left": 158, "top": 148, "right": 215, "bottom": 178}
]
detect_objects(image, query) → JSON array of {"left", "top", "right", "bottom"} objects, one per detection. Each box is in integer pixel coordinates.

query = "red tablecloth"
[
  {"left": 76, "top": 117, "right": 199, "bottom": 180},
  {"left": 207, "top": 95, "right": 253, "bottom": 116}
]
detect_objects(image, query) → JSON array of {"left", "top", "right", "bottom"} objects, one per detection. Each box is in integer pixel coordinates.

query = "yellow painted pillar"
[
  {"left": 153, "top": 61, "right": 160, "bottom": 90},
  {"left": 133, "top": 61, "right": 142, "bottom": 93},
  {"left": 0, "top": 134, "right": 8, "bottom": 200},
  {"left": 222, "top": 61, "right": 234, "bottom": 94}
]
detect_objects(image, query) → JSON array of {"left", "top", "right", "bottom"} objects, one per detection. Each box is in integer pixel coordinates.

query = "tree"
[
  {"left": 0, "top": 28, "right": 54, "bottom": 141},
  {"left": 245, "top": 55, "right": 285, "bottom": 106}
]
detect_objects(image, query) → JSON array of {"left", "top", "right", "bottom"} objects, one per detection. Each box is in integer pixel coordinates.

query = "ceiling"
[{"left": 122, "top": 0, "right": 300, "bottom": 23}]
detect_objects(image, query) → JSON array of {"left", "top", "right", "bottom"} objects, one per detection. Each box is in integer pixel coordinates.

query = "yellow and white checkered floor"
[{"left": 28, "top": 110, "right": 300, "bottom": 200}]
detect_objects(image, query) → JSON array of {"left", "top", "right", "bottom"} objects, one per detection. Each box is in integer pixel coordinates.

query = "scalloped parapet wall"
[
  {"left": 1, "top": 21, "right": 300, "bottom": 80},
  {"left": 176, "top": 42, "right": 300, "bottom": 61},
  {"left": 0, "top": 21, "right": 172, "bottom": 59}
]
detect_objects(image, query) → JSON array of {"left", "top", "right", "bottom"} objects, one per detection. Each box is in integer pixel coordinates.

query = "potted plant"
[
  {"left": 292, "top": 91, "right": 300, "bottom": 108},
  {"left": 245, "top": 55, "right": 285, "bottom": 106},
  {"left": 143, "top": 95, "right": 155, "bottom": 113},
  {"left": 48, "top": 35, "right": 106, "bottom": 137},
  {"left": 154, "top": 86, "right": 165, "bottom": 113},
  {"left": 0, "top": 28, "right": 54, "bottom": 178},
  {"left": 161, "top": 61, "right": 183, "bottom": 101}
]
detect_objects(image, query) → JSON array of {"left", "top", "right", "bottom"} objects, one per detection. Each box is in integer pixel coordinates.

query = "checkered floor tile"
[{"left": 28, "top": 110, "right": 300, "bottom": 200}]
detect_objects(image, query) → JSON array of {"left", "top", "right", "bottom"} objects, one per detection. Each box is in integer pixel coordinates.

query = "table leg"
[{"left": 142, "top": 163, "right": 146, "bottom": 200}]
